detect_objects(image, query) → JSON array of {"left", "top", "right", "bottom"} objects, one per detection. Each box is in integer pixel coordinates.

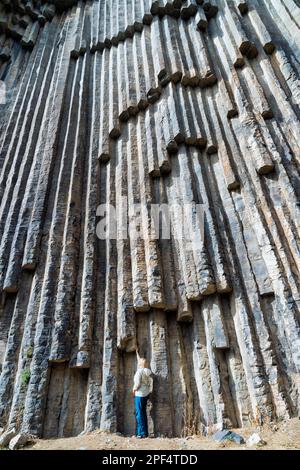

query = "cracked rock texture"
[{"left": 0, "top": 0, "right": 300, "bottom": 439}]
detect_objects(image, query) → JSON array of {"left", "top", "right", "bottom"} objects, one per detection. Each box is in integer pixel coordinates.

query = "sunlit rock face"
[{"left": 0, "top": 0, "right": 300, "bottom": 439}]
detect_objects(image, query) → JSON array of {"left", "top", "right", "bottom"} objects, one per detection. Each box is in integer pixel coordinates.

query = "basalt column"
[{"left": 0, "top": 0, "right": 300, "bottom": 440}]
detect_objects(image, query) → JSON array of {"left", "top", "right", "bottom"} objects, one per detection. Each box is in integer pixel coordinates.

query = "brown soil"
[{"left": 25, "top": 417, "right": 300, "bottom": 451}]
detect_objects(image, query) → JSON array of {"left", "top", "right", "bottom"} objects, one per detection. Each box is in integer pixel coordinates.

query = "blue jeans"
[{"left": 134, "top": 395, "right": 149, "bottom": 437}]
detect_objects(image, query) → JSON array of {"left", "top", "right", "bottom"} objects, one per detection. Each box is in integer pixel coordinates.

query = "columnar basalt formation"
[{"left": 0, "top": 0, "right": 300, "bottom": 440}]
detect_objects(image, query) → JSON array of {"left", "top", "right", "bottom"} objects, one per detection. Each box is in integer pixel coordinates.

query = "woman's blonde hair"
[{"left": 138, "top": 357, "right": 149, "bottom": 369}]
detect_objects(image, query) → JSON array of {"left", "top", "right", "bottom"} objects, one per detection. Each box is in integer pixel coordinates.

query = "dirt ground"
[{"left": 25, "top": 417, "right": 300, "bottom": 451}]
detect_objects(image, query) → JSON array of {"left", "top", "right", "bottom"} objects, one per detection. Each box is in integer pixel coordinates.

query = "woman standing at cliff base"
[{"left": 133, "top": 358, "right": 153, "bottom": 438}]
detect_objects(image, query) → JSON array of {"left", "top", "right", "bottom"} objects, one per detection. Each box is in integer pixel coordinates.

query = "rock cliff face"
[{"left": 0, "top": 0, "right": 300, "bottom": 439}]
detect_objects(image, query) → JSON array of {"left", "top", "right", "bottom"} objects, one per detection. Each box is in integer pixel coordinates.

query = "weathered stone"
[
  {"left": 246, "top": 432, "right": 266, "bottom": 447},
  {"left": 0, "top": 428, "right": 16, "bottom": 447},
  {"left": 212, "top": 429, "right": 245, "bottom": 444},
  {"left": 8, "top": 432, "right": 30, "bottom": 450},
  {"left": 0, "top": 0, "right": 300, "bottom": 441}
]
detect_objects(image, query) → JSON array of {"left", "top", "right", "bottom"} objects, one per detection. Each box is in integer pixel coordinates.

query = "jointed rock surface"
[{"left": 0, "top": 0, "right": 300, "bottom": 440}]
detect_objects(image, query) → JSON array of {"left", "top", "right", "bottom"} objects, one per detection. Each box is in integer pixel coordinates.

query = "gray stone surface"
[
  {"left": 213, "top": 429, "right": 245, "bottom": 444},
  {"left": 246, "top": 432, "right": 266, "bottom": 447},
  {"left": 0, "top": 0, "right": 300, "bottom": 439},
  {"left": 0, "top": 428, "right": 16, "bottom": 447},
  {"left": 8, "top": 432, "right": 30, "bottom": 450}
]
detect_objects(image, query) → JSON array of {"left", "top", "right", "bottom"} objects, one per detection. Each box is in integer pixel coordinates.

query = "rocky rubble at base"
[{"left": 1, "top": 417, "right": 300, "bottom": 451}]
